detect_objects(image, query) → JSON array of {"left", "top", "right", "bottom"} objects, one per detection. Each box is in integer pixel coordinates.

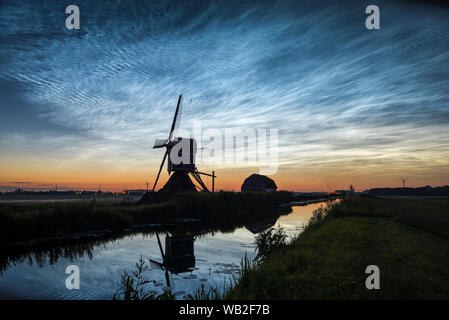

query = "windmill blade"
[
  {"left": 153, "top": 138, "right": 169, "bottom": 149},
  {"left": 149, "top": 258, "right": 164, "bottom": 270},
  {"left": 156, "top": 233, "right": 166, "bottom": 262},
  {"left": 164, "top": 268, "right": 171, "bottom": 288},
  {"left": 168, "top": 94, "right": 183, "bottom": 141},
  {"left": 152, "top": 149, "right": 168, "bottom": 192},
  {"left": 155, "top": 233, "right": 171, "bottom": 287}
]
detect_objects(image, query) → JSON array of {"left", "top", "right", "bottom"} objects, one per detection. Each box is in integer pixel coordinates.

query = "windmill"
[{"left": 150, "top": 94, "right": 216, "bottom": 194}]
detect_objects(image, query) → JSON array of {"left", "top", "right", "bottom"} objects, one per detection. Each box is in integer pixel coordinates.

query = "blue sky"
[{"left": 1, "top": 0, "right": 449, "bottom": 191}]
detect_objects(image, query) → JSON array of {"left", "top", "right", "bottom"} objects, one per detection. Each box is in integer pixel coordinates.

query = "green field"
[{"left": 227, "top": 196, "right": 449, "bottom": 299}]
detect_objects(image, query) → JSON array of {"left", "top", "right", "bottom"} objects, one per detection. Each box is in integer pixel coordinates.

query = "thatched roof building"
[{"left": 241, "top": 174, "right": 277, "bottom": 192}]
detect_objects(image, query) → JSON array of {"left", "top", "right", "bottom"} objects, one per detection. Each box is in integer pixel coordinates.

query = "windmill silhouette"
[{"left": 147, "top": 95, "right": 216, "bottom": 196}]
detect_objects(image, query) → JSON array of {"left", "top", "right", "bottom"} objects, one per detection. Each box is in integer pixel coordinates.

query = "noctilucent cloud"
[{"left": 1, "top": 0, "right": 449, "bottom": 191}]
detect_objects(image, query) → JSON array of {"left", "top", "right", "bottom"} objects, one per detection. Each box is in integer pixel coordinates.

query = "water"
[{"left": 0, "top": 202, "right": 326, "bottom": 300}]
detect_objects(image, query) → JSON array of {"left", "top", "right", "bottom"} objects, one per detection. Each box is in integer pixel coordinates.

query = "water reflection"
[
  {"left": 0, "top": 202, "right": 332, "bottom": 299},
  {"left": 0, "top": 237, "right": 111, "bottom": 276},
  {"left": 0, "top": 206, "right": 292, "bottom": 275},
  {"left": 163, "top": 235, "right": 195, "bottom": 274}
]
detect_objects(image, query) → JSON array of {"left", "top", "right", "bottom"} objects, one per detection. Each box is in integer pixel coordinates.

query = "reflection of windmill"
[
  {"left": 149, "top": 233, "right": 195, "bottom": 287},
  {"left": 151, "top": 95, "right": 216, "bottom": 193}
]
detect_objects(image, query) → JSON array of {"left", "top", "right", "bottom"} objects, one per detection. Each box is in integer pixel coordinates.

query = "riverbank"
[
  {"left": 0, "top": 191, "right": 294, "bottom": 245},
  {"left": 227, "top": 196, "right": 449, "bottom": 299}
]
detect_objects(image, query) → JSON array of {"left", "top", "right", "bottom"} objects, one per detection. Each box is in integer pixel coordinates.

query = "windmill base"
[
  {"left": 139, "top": 171, "right": 197, "bottom": 204},
  {"left": 161, "top": 171, "right": 197, "bottom": 193}
]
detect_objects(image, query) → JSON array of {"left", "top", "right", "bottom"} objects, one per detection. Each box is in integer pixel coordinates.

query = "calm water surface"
[{"left": 0, "top": 202, "right": 326, "bottom": 299}]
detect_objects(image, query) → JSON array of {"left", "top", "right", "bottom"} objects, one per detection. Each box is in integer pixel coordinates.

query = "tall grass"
[
  {"left": 113, "top": 256, "right": 175, "bottom": 300},
  {"left": 188, "top": 252, "right": 257, "bottom": 300},
  {"left": 113, "top": 252, "right": 257, "bottom": 300},
  {"left": 0, "top": 200, "right": 135, "bottom": 244},
  {"left": 0, "top": 191, "right": 293, "bottom": 245}
]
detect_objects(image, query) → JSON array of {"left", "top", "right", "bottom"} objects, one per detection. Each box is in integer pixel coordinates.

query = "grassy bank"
[
  {"left": 227, "top": 196, "right": 449, "bottom": 299},
  {"left": 0, "top": 191, "right": 292, "bottom": 245}
]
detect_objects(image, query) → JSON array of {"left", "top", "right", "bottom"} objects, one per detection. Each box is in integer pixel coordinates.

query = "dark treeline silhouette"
[
  {"left": 367, "top": 185, "right": 449, "bottom": 196},
  {"left": 0, "top": 191, "right": 294, "bottom": 245}
]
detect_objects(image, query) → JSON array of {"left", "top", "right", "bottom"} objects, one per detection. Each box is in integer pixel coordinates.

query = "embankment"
[{"left": 227, "top": 196, "right": 449, "bottom": 299}]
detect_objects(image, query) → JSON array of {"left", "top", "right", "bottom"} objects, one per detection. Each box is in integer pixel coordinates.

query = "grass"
[
  {"left": 226, "top": 196, "right": 449, "bottom": 299},
  {"left": 333, "top": 196, "right": 449, "bottom": 238},
  {"left": 0, "top": 191, "right": 292, "bottom": 245}
]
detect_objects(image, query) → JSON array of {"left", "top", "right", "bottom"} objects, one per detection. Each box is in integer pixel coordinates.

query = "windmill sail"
[
  {"left": 152, "top": 149, "right": 168, "bottom": 192},
  {"left": 169, "top": 95, "right": 182, "bottom": 141},
  {"left": 153, "top": 138, "right": 168, "bottom": 149}
]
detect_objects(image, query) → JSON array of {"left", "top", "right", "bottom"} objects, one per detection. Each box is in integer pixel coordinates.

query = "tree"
[{"left": 349, "top": 185, "right": 355, "bottom": 197}]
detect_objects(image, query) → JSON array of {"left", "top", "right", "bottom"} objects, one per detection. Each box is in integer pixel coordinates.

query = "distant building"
[
  {"left": 334, "top": 190, "right": 349, "bottom": 196},
  {"left": 241, "top": 174, "right": 277, "bottom": 192}
]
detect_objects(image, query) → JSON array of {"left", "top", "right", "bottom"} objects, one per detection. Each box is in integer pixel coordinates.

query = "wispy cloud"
[{"left": 1, "top": 0, "right": 449, "bottom": 190}]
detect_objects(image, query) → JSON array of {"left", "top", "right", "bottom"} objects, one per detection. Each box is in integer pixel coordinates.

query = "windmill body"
[
  {"left": 141, "top": 95, "right": 216, "bottom": 203},
  {"left": 167, "top": 137, "right": 197, "bottom": 173}
]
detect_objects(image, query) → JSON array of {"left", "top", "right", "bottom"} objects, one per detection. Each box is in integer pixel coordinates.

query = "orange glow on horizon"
[
  {"left": 1, "top": 162, "right": 448, "bottom": 193},
  {"left": 2, "top": 152, "right": 448, "bottom": 192}
]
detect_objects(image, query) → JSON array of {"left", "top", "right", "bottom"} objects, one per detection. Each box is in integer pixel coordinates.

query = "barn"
[{"left": 241, "top": 174, "right": 277, "bottom": 192}]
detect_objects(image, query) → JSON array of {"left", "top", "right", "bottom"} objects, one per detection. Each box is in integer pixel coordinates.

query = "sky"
[{"left": 1, "top": 0, "right": 449, "bottom": 192}]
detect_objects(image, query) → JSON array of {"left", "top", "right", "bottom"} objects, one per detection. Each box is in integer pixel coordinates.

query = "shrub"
[{"left": 254, "top": 226, "right": 288, "bottom": 262}]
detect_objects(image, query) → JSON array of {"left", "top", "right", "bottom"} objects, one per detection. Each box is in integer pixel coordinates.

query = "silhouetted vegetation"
[
  {"left": 367, "top": 185, "right": 449, "bottom": 196},
  {"left": 302, "top": 201, "right": 335, "bottom": 231},
  {"left": 113, "top": 256, "right": 175, "bottom": 300},
  {"left": 0, "top": 200, "right": 132, "bottom": 245},
  {"left": 188, "top": 253, "right": 256, "bottom": 300},
  {"left": 253, "top": 227, "right": 288, "bottom": 262},
  {"left": 0, "top": 191, "right": 293, "bottom": 245},
  {"left": 113, "top": 253, "right": 256, "bottom": 300}
]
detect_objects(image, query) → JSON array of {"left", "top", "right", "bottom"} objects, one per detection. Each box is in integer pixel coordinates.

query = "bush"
[
  {"left": 254, "top": 226, "right": 288, "bottom": 262},
  {"left": 304, "top": 201, "right": 335, "bottom": 230}
]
